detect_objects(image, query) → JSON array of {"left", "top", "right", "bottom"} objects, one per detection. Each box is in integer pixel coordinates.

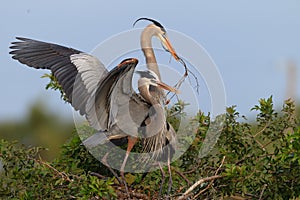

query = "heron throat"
[{"left": 140, "top": 26, "right": 161, "bottom": 80}]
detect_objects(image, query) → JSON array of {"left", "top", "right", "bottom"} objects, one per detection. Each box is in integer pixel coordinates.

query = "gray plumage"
[{"left": 10, "top": 37, "right": 107, "bottom": 122}]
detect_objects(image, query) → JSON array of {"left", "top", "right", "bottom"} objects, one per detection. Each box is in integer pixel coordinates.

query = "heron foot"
[
  {"left": 167, "top": 159, "right": 172, "bottom": 198},
  {"left": 120, "top": 171, "right": 130, "bottom": 198},
  {"left": 101, "top": 153, "right": 123, "bottom": 184},
  {"left": 158, "top": 162, "right": 166, "bottom": 199}
]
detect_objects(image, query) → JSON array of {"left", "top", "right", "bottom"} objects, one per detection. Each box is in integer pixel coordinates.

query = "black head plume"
[
  {"left": 133, "top": 17, "right": 166, "bottom": 32},
  {"left": 135, "top": 70, "right": 158, "bottom": 80}
]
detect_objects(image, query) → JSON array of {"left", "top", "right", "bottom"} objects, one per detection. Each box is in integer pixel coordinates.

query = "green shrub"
[
  {"left": 0, "top": 139, "right": 116, "bottom": 199},
  {"left": 0, "top": 97, "right": 299, "bottom": 199}
]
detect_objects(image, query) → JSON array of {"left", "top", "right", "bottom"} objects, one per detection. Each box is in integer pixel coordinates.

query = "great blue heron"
[
  {"left": 9, "top": 18, "right": 185, "bottom": 196},
  {"left": 82, "top": 59, "right": 178, "bottom": 192}
]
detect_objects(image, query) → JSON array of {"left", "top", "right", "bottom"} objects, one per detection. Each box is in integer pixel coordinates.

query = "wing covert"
[{"left": 10, "top": 37, "right": 108, "bottom": 118}]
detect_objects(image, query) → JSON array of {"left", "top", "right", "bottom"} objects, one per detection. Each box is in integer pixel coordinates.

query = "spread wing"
[
  {"left": 88, "top": 58, "right": 149, "bottom": 132},
  {"left": 83, "top": 59, "right": 149, "bottom": 147},
  {"left": 9, "top": 37, "right": 108, "bottom": 127},
  {"left": 108, "top": 60, "right": 149, "bottom": 137}
]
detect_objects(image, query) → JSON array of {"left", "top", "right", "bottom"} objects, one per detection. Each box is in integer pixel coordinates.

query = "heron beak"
[
  {"left": 160, "top": 35, "right": 180, "bottom": 61},
  {"left": 156, "top": 80, "right": 180, "bottom": 94}
]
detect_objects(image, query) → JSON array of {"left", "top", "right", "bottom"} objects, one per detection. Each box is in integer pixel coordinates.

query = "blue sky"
[{"left": 1, "top": 1, "right": 299, "bottom": 121}]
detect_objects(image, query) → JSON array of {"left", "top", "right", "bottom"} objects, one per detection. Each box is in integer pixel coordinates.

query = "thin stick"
[
  {"left": 29, "top": 156, "right": 71, "bottom": 182},
  {"left": 193, "top": 156, "right": 226, "bottom": 199},
  {"left": 165, "top": 57, "right": 200, "bottom": 102},
  {"left": 90, "top": 172, "right": 106, "bottom": 179},
  {"left": 259, "top": 184, "right": 267, "bottom": 200},
  {"left": 171, "top": 166, "right": 191, "bottom": 186},
  {"left": 177, "top": 175, "right": 223, "bottom": 200},
  {"left": 253, "top": 122, "right": 270, "bottom": 138}
]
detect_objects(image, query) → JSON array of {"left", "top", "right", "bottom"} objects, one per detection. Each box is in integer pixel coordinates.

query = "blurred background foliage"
[{"left": 0, "top": 100, "right": 74, "bottom": 160}]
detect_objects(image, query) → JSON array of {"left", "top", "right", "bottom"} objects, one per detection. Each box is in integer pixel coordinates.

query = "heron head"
[
  {"left": 133, "top": 17, "right": 180, "bottom": 61},
  {"left": 136, "top": 70, "right": 179, "bottom": 94}
]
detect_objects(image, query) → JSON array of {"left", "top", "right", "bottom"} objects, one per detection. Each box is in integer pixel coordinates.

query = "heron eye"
[{"left": 150, "top": 79, "right": 158, "bottom": 85}]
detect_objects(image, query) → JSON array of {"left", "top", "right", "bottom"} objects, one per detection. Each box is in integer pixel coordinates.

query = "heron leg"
[
  {"left": 167, "top": 157, "right": 173, "bottom": 196},
  {"left": 101, "top": 152, "right": 122, "bottom": 184},
  {"left": 120, "top": 136, "right": 138, "bottom": 195},
  {"left": 158, "top": 162, "right": 166, "bottom": 198}
]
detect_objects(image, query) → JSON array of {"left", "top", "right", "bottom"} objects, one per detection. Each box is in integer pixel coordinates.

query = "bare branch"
[
  {"left": 259, "top": 184, "right": 267, "bottom": 200},
  {"left": 171, "top": 166, "right": 191, "bottom": 186},
  {"left": 253, "top": 122, "right": 270, "bottom": 138},
  {"left": 193, "top": 156, "right": 226, "bottom": 199},
  {"left": 29, "top": 156, "right": 71, "bottom": 182},
  {"left": 178, "top": 156, "right": 225, "bottom": 200},
  {"left": 177, "top": 175, "right": 223, "bottom": 200}
]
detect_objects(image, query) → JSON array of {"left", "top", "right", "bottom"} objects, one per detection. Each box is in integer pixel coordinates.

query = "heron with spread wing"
[{"left": 10, "top": 18, "right": 185, "bottom": 196}]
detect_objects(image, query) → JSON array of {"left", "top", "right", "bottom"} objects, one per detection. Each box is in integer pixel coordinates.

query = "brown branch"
[
  {"left": 178, "top": 157, "right": 226, "bottom": 200},
  {"left": 90, "top": 172, "right": 106, "bottom": 179},
  {"left": 171, "top": 166, "right": 192, "bottom": 186},
  {"left": 183, "top": 168, "right": 197, "bottom": 175},
  {"left": 252, "top": 122, "right": 271, "bottom": 151},
  {"left": 182, "top": 161, "right": 202, "bottom": 175},
  {"left": 28, "top": 156, "right": 71, "bottom": 182},
  {"left": 259, "top": 184, "right": 267, "bottom": 200},
  {"left": 177, "top": 156, "right": 226, "bottom": 200},
  {"left": 116, "top": 188, "right": 150, "bottom": 200},
  {"left": 254, "top": 138, "right": 266, "bottom": 151},
  {"left": 193, "top": 156, "right": 226, "bottom": 199},
  {"left": 253, "top": 122, "right": 270, "bottom": 138},
  {"left": 177, "top": 175, "right": 223, "bottom": 200},
  {"left": 262, "top": 139, "right": 277, "bottom": 150}
]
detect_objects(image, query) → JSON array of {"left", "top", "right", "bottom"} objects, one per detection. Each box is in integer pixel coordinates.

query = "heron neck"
[
  {"left": 138, "top": 84, "right": 156, "bottom": 105},
  {"left": 141, "top": 27, "right": 161, "bottom": 80}
]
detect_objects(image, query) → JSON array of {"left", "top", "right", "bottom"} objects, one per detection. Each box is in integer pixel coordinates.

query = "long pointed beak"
[
  {"left": 155, "top": 80, "right": 180, "bottom": 94},
  {"left": 160, "top": 35, "right": 180, "bottom": 61}
]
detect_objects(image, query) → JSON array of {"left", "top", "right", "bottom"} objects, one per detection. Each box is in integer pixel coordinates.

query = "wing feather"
[{"left": 9, "top": 37, "right": 108, "bottom": 127}]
